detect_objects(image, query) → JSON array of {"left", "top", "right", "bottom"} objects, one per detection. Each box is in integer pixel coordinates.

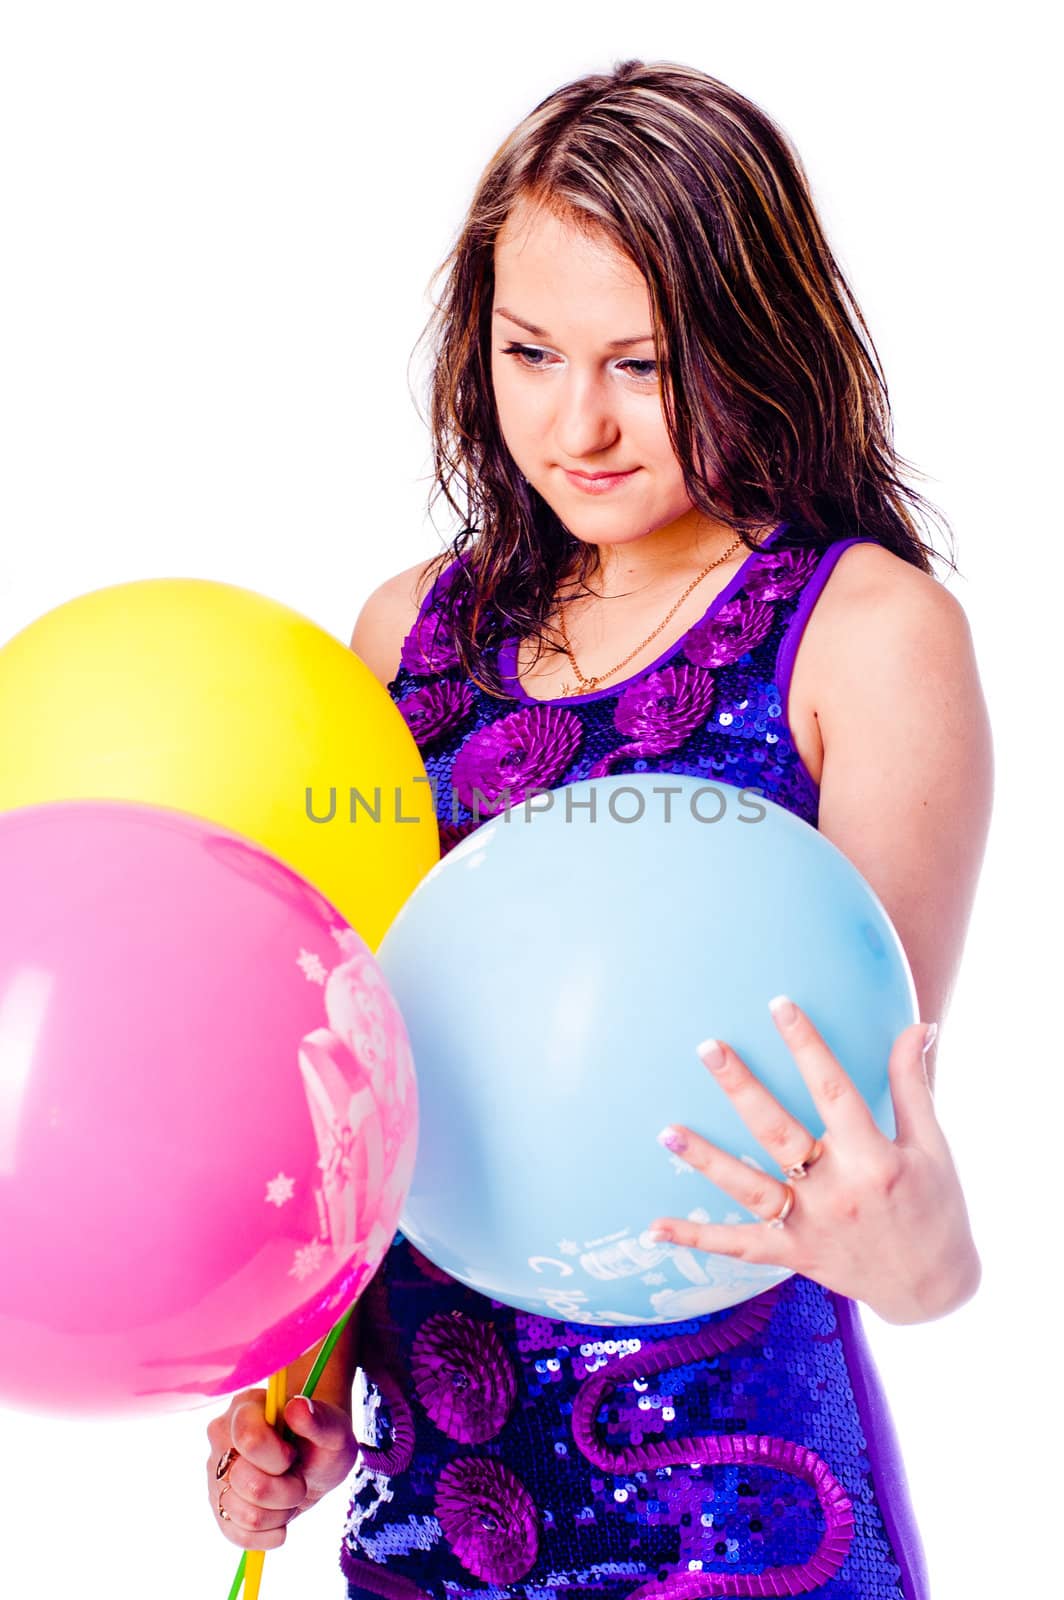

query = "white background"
[{"left": 0, "top": 3, "right": 1058, "bottom": 1596}]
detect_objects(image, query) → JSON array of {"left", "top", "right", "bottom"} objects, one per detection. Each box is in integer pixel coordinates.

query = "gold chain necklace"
[{"left": 554, "top": 534, "right": 746, "bottom": 696}]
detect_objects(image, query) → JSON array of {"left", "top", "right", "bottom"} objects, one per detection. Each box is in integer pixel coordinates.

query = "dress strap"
[{"left": 773, "top": 535, "right": 879, "bottom": 715}]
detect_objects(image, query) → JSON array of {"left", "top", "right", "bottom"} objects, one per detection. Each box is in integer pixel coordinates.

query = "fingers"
[
  {"left": 767, "top": 996, "right": 881, "bottom": 1150},
  {"left": 282, "top": 1395, "right": 354, "bottom": 1454},
  {"left": 888, "top": 1022, "right": 948, "bottom": 1150},
  {"left": 211, "top": 1469, "right": 292, "bottom": 1549},
  {"left": 657, "top": 1122, "right": 792, "bottom": 1221},
  {"left": 230, "top": 1395, "right": 299, "bottom": 1475},
  {"left": 690, "top": 1032, "right": 823, "bottom": 1179},
  {"left": 281, "top": 1396, "right": 360, "bottom": 1493},
  {"left": 646, "top": 1214, "right": 793, "bottom": 1267},
  {"left": 205, "top": 1390, "right": 306, "bottom": 1550}
]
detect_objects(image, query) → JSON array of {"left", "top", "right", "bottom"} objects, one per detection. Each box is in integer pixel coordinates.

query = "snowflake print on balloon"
[
  {"left": 264, "top": 1173, "right": 296, "bottom": 1207},
  {"left": 296, "top": 948, "right": 328, "bottom": 984},
  {"left": 289, "top": 1239, "right": 327, "bottom": 1280}
]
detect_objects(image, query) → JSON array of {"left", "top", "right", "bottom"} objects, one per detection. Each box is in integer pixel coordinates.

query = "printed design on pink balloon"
[
  {"left": 289, "top": 1240, "right": 327, "bottom": 1281},
  {"left": 296, "top": 947, "right": 329, "bottom": 984},
  {"left": 322, "top": 952, "right": 419, "bottom": 1265},
  {"left": 434, "top": 1457, "right": 540, "bottom": 1584},
  {"left": 297, "top": 1028, "right": 381, "bottom": 1262},
  {"left": 397, "top": 678, "right": 476, "bottom": 748},
  {"left": 264, "top": 1172, "right": 295, "bottom": 1207},
  {"left": 569, "top": 1284, "right": 856, "bottom": 1598},
  {"left": 588, "top": 664, "right": 716, "bottom": 778},
  {"left": 411, "top": 1311, "right": 517, "bottom": 1444},
  {"left": 282, "top": 941, "right": 418, "bottom": 1291},
  {"left": 451, "top": 705, "right": 583, "bottom": 814},
  {"left": 684, "top": 596, "right": 776, "bottom": 669}
]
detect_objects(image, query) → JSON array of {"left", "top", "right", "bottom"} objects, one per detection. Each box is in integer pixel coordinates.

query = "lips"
[{"left": 562, "top": 467, "right": 638, "bottom": 493}]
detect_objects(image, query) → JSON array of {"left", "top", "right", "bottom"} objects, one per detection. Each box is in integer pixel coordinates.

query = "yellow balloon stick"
[{"left": 242, "top": 1367, "right": 288, "bottom": 1600}]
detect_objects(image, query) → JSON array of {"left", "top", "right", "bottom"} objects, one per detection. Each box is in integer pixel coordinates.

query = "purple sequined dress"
[{"left": 340, "top": 523, "right": 929, "bottom": 1600}]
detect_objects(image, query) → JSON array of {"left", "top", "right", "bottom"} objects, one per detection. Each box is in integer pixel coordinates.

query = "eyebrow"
[{"left": 494, "top": 306, "right": 655, "bottom": 349}]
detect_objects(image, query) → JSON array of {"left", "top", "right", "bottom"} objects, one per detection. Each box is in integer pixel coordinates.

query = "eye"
[
  {"left": 619, "top": 360, "right": 659, "bottom": 382},
  {"left": 500, "top": 342, "right": 553, "bottom": 369},
  {"left": 500, "top": 343, "right": 659, "bottom": 382}
]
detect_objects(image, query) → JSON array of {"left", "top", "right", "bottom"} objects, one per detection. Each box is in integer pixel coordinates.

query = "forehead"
[{"left": 494, "top": 195, "right": 646, "bottom": 297}]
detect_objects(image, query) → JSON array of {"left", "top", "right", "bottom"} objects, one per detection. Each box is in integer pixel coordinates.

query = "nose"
[{"left": 553, "top": 368, "right": 621, "bottom": 462}]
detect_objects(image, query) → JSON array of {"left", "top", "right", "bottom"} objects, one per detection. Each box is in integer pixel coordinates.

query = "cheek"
[{"left": 492, "top": 368, "right": 537, "bottom": 438}]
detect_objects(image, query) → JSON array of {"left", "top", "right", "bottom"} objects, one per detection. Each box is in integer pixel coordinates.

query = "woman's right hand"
[{"left": 206, "top": 1388, "right": 361, "bottom": 1550}]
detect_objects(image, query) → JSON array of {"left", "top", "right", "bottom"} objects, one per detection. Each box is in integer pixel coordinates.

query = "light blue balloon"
[{"left": 376, "top": 775, "right": 916, "bottom": 1325}]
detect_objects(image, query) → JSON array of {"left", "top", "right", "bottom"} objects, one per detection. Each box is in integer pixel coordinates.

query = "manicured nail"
[
  {"left": 922, "top": 1022, "right": 938, "bottom": 1055},
  {"left": 645, "top": 1227, "right": 670, "bottom": 1243},
  {"left": 657, "top": 1125, "right": 687, "bottom": 1154},
  {"left": 769, "top": 994, "right": 798, "bottom": 1026},
  {"left": 696, "top": 1037, "right": 725, "bottom": 1070},
  {"left": 303, "top": 1397, "right": 316, "bottom": 1417}
]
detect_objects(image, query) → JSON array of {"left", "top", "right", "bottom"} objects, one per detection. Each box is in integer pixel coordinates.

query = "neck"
[{"left": 569, "top": 512, "right": 768, "bottom": 600}]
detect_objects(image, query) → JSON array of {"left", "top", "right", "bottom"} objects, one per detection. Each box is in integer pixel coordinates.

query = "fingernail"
[
  {"left": 645, "top": 1227, "right": 670, "bottom": 1243},
  {"left": 657, "top": 1125, "right": 687, "bottom": 1153},
  {"left": 769, "top": 994, "right": 798, "bottom": 1026},
  {"left": 922, "top": 1022, "right": 938, "bottom": 1055},
  {"left": 303, "top": 1397, "right": 316, "bottom": 1417},
  {"left": 696, "top": 1037, "right": 725, "bottom": 1070}
]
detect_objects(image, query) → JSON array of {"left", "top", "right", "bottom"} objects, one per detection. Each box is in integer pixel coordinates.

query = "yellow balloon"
[{"left": 0, "top": 578, "right": 439, "bottom": 950}]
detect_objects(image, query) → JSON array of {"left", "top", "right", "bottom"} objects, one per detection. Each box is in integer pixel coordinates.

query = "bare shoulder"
[
  {"left": 808, "top": 540, "right": 975, "bottom": 686},
  {"left": 787, "top": 540, "right": 980, "bottom": 787},
  {"left": 348, "top": 554, "right": 449, "bottom": 688}
]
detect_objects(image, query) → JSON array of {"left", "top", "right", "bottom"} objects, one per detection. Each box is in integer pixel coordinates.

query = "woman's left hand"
[{"left": 647, "top": 995, "right": 981, "bottom": 1325}]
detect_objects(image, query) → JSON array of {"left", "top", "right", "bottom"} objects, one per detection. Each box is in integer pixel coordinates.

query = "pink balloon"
[{"left": 0, "top": 800, "right": 417, "bottom": 1415}]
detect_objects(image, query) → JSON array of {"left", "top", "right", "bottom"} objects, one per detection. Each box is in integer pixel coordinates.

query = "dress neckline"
[{"left": 498, "top": 520, "right": 788, "bottom": 706}]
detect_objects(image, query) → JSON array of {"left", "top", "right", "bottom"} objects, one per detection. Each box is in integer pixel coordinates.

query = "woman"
[{"left": 205, "top": 59, "right": 992, "bottom": 1598}]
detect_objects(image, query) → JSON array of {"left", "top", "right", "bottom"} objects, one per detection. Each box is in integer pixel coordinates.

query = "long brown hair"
[{"left": 408, "top": 57, "right": 955, "bottom": 701}]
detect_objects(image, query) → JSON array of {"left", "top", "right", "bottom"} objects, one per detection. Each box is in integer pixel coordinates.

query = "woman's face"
[{"left": 490, "top": 195, "right": 715, "bottom": 560}]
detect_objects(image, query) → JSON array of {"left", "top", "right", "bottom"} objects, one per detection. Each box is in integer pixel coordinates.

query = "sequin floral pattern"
[{"left": 341, "top": 527, "right": 927, "bottom": 1600}]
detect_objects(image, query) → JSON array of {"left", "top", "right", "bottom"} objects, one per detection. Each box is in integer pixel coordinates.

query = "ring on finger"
[
  {"left": 218, "top": 1478, "right": 234, "bottom": 1522},
  {"left": 216, "top": 1445, "right": 238, "bottom": 1480},
  {"left": 783, "top": 1136, "right": 823, "bottom": 1181},
  {"left": 765, "top": 1180, "right": 795, "bottom": 1229}
]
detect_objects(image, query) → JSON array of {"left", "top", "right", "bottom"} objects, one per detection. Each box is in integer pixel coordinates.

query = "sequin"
[
  {"left": 343, "top": 528, "right": 926, "bottom": 1600},
  {"left": 434, "top": 1457, "right": 540, "bottom": 1582},
  {"left": 396, "top": 678, "right": 475, "bottom": 748},
  {"left": 450, "top": 704, "right": 583, "bottom": 814},
  {"left": 410, "top": 1310, "right": 517, "bottom": 1443},
  {"left": 685, "top": 597, "right": 775, "bottom": 668}
]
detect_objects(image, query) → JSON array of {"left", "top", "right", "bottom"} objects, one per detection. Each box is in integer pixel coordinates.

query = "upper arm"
[
  {"left": 349, "top": 557, "right": 440, "bottom": 689},
  {"left": 812, "top": 548, "right": 994, "bottom": 1087}
]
